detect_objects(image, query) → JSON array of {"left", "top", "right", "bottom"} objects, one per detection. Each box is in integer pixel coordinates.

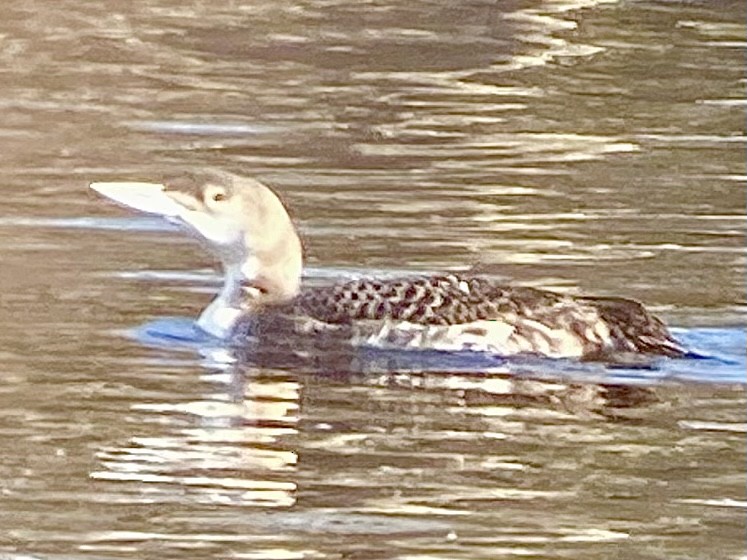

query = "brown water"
[{"left": 0, "top": 1, "right": 745, "bottom": 558}]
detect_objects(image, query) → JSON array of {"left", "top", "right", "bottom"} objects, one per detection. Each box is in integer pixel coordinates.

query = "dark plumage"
[{"left": 250, "top": 273, "right": 685, "bottom": 359}]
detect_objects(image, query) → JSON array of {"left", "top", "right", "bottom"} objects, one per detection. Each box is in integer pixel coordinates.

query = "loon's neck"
[
  {"left": 196, "top": 264, "right": 246, "bottom": 338},
  {"left": 197, "top": 237, "right": 304, "bottom": 339}
]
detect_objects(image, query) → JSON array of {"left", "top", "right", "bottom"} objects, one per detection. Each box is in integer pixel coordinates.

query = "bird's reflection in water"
[
  {"left": 91, "top": 364, "right": 300, "bottom": 508},
  {"left": 94, "top": 318, "right": 662, "bottom": 515}
]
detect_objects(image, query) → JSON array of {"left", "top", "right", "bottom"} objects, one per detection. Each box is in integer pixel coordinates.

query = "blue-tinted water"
[{"left": 133, "top": 317, "right": 746, "bottom": 385}]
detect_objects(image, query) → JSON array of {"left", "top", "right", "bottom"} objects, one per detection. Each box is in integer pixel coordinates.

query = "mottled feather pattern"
[
  {"left": 293, "top": 274, "right": 516, "bottom": 325},
  {"left": 240, "top": 274, "right": 684, "bottom": 358},
  {"left": 579, "top": 296, "right": 683, "bottom": 356}
]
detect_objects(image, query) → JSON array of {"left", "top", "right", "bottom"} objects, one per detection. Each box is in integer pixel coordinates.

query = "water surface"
[{"left": 0, "top": 0, "right": 744, "bottom": 558}]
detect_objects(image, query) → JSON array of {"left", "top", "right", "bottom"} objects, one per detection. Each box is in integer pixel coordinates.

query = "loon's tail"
[{"left": 581, "top": 296, "right": 686, "bottom": 358}]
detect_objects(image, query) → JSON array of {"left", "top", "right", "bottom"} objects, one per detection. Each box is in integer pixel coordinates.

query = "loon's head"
[{"left": 91, "top": 171, "right": 303, "bottom": 304}]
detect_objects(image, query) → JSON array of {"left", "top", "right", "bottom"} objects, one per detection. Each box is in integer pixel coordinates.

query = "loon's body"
[
  {"left": 90, "top": 171, "right": 684, "bottom": 360},
  {"left": 241, "top": 274, "right": 681, "bottom": 358}
]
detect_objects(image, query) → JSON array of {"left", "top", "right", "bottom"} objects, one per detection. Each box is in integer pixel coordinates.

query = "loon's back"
[{"left": 245, "top": 274, "right": 684, "bottom": 359}]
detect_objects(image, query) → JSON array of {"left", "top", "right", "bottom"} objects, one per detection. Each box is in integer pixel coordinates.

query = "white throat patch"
[{"left": 195, "top": 264, "right": 246, "bottom": 339}]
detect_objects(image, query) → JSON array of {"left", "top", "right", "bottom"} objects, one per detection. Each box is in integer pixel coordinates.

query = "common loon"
[{"left": 90, "top": 171, "right": 685, "bottom": 360}]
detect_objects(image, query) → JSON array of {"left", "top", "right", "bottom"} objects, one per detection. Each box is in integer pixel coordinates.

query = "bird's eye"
[{"left": 209, "top": 191, "right": 227, "bottom": 203}]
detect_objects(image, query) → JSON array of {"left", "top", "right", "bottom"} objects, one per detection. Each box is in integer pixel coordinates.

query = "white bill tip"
[{"left": 90, "top": 181, "right": 183, "bottom": 217}]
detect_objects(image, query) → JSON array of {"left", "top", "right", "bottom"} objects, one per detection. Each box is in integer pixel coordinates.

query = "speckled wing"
[
  {"left": 289, "top": 274, "right": 684, "bottom": 357},
  {"left": 292, "top": 274, "right": 524, "bottom": 326}
]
